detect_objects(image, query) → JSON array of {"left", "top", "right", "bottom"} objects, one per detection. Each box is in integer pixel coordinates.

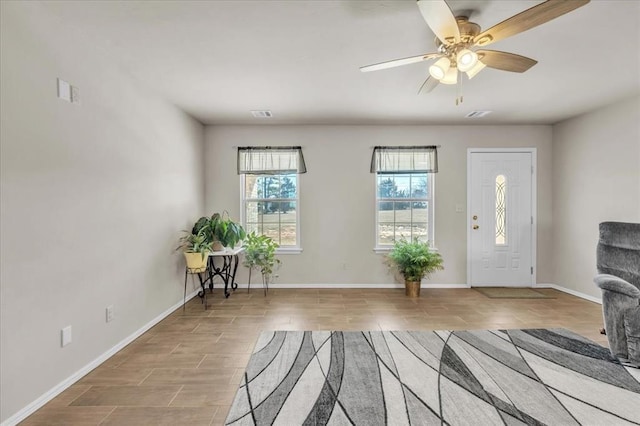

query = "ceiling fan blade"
[
  {"left": 360, "top": 53, "right": 441, "bottom": 73},
  {"left": 476, "top": 50, "right": 538, "bottom": 73},
  {"left": 418, "top": 76, "right": 439, "bottom": 94},
  {"left": 473, "top": 0, "right": 590, "bottom": 47},
  {"left": 417, "top": 0, "right": 460, "bottom": 44}
]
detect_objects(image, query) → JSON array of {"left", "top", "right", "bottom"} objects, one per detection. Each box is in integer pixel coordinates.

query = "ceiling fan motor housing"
[{"left": 434, "top": 16, "right": 481, "bottom": 63}]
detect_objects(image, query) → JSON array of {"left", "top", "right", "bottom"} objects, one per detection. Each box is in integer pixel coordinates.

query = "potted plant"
[
  {"left": 192, "top": 212, "right": 246, "bottom": 251},
  {"left": 386, "top": 238, "right": 444, "bottom": 297},
  {"left": 242, "top": 232, "right": 281, "bottom": 295},
  {"left": 177, "top": 228, "right": 212, "bottom": 272}
]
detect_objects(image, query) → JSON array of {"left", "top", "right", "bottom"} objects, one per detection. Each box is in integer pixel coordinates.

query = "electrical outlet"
[
  {"left": 61, "top": 326, "right": 72, "bottom": 347},
  {"left": 106, "top": 305, "right": 114, "bottom": 323}
]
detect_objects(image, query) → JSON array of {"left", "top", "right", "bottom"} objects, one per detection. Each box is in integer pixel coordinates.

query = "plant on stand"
[
  {"left": 176, "top": 228, "right": 212, "bottom": 272},
  {"left": 192, "top": 212, "right": 246, "bottom": 251},
  {"left": 242, "top": 232, "right": 281, "bottom": 296},
  {"left": 386, "top": 237, "right": 444, "bottom": 297}
]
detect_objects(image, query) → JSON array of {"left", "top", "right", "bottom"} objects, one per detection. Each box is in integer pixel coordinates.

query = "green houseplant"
[
  {"left": 177, "top": 228, "right": 212, "bottom": 271},
  {"left": 192, "top": 212, "right": 246, "bottom": 251},
  {"left": 387, "top": 238, "right": 444, "bottom": 297},
  {"left": 242, "top": 232, "right": 281, "bottom": 295}
]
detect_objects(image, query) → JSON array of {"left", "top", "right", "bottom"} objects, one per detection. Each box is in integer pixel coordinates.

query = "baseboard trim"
[
  {"left": 534, "top": 283, "right": 602, "bottom": 304},
  {"left": 235, "top": 283, "right": 470, "bottom": 289},
  {"left": 0, "top": 290, "right": 200, "bottom": 426}
]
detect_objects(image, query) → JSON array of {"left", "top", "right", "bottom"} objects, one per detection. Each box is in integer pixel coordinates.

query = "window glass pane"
[
  {"left": 260, "top": 204, "right": 279, "bottom": 225},
  {"left": 244, "top": 222, "right": 262, "bottom": 235},
  {"left": 411, "top": 201, "right": 428, "bottom": 226},
  {"left": 378, "top": 176, "right": 396, "bottom": 198},
  {"left": 411, "top": 174, "right": 428, "bottom": 198},
  {"left": 378, "top": 201, "right": 394, "bottom": 216},
  {"left": 281, "top": 202, "right": 296, "bottom": 222},
  {"left": 393, "top": 201, "right": 411, "bottom": 218},
  {"left": 395, "top": 223, "right": 412, "bottom": 241},
  {"left": 394, "top": 175, "right": 410, "bottom": 198},
  {"left": 263, "top": 223, "right": 281, "bottom": 245},
  {"left": 256, "top": 176, "right": 279, "bottom": 199},
  {"left": 496, "top": 174, "right": 507, "bottom": 245},
  {"left": 280, "top": 174, "right": 297, "bottom": 199},
  {"left": 411, "top": 225, "right": 428, "bottom": 241},
  {"left": 281, "top": 223, "right": 297, "bottom": 246},
  {"left": 244, "top": 175, "right": 261, "bottom": 199},
  {"left": 378, "top": 223, "right": 394, "bottom": 246},
  {"left": 245, "top": 201, "right": 264, "bottom": 223}
]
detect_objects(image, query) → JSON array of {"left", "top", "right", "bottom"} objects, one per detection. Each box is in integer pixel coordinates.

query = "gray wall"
[
  {"left": 0, "top": 3, "right": 204, "bottom": 422},
  {"left": 551, "top": 96, "right": 640, "bottom": 299},
  {"left": 205, "top": 125, "right": 553, "bottom": 286}
]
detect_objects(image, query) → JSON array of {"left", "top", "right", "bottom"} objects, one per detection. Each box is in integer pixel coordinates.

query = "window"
[
  {"left": 370, "top": 146, "right": 438, "bottom": 248},
  {"left": 242, "top": 173, "right": 299, "bottom": 247},
  {"left": 376, "top": 173, "right": 433, "bottom": 246},
  {"left": 237, "top": 147, "right": 306, "bottom": 250},
  {"left": 495, "top": 174, "right": 506, "bottom": 245}
]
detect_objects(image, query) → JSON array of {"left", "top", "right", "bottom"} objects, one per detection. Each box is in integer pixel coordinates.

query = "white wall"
[
  {"left": 205, "top": 125, "right": 552, "bottom": 286},
  {"left": 0, "top": 3, "right": 204, "bottom": 422},
  {"left": 552, "top": 96, "right": 640, "bottom": 299}
]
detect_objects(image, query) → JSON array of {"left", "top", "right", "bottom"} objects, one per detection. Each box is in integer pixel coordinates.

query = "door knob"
[{"left": 473, "top": 225, "right": 479, "bottom": 230}]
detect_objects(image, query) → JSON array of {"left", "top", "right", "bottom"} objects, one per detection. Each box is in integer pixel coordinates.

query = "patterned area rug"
[
  {"left": 474, "top": 287, "right": 556, "bottom": 299},
  {"left": 225, "top": 329, "right": 640, "bottom": 425}
]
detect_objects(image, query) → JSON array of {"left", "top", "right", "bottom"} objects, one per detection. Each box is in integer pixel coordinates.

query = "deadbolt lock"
[{"left": 472, "top": 215, "right": 478, "bottom": 220}]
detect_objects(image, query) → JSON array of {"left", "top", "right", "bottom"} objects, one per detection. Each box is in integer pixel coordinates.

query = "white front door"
[{"left": 468, "top": 151, "right": 534, "bottom": 287}]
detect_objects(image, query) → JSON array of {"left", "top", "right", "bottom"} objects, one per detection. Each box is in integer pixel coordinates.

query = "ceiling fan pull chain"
[{"left": 456, "top": 71, "right": 464, "bottom": 105}]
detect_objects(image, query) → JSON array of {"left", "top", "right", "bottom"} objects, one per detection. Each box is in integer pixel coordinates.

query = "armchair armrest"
[{"left": 595, "top": 274, "right": 640, "bottom": 299}]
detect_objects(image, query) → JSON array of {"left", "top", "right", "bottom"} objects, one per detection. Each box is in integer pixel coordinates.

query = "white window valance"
[
  {"left": 237, "top": 146, "right": 307, "bottom": 175},
  {"left": 370, "top": 146, "right": 439, "bottom": 173}
]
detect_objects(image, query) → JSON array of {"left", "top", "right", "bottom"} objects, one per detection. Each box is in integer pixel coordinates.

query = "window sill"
[
  {"left": 276, "top": 247, "right": 303, "bottom": 255},
  {"left": 374, "top": 247, "right": 392, "bottom": 254},
  {"left": 374, "top": 246, "right": 439, "bottom": 254}
]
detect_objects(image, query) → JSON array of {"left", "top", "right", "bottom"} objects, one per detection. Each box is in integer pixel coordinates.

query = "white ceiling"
[{"left": 32, "top": 1, "right": 640, "bottom": 124}]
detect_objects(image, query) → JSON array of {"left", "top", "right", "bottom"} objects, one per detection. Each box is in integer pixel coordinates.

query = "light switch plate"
[
  {"left": 455, "top": 204, "right": 464, "bottom": 213},
  {"left": 61, "top": 326, "right": 72, "bottom": 347},
  {"left": 57, "top": 78, "right": 71, "bottom": 102}
]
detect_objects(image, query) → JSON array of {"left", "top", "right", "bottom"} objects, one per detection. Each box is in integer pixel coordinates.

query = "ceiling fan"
[{"left": 360, "top": 0, "right": 590, "bottom": 103}]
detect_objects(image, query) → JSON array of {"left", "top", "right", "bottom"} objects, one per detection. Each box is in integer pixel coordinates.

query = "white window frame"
[
  {"left": 374, "top": 172, "right": 435, "bottom": 253},
  {"left": 240, "top": 174, "right": 302, "bottom": 254}
]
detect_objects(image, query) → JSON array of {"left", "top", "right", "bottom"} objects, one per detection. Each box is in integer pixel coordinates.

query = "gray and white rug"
[{"left": 226, "top": 329, "right": 640, "bottom": 425}]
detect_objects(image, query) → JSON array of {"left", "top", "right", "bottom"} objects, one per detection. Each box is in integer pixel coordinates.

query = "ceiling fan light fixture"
[
  {"left": 429, "top": 57, "right": 450, "bottom": 80},
  {"left": 456, "top": 49, "right": 478, "bottom": 72},
  {"left": 465, "top": 61, "right": 486, "bottom": 79},
  {"left": 440, "top": 67, "right": 458, "bottom": 85}
]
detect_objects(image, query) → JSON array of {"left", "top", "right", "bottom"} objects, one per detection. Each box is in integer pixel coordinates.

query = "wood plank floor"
[{"left": 20, "top": 288, "right": 606, "bottom": 425}]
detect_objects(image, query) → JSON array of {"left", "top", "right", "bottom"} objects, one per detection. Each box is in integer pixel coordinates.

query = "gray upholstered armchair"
[{"left": 594, "top": 221, "right": 640, "bottom": 367}]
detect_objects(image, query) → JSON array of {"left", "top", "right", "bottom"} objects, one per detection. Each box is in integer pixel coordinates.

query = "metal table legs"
[{"left": 207, "top": 254, "right": 240, "bottom": 298}]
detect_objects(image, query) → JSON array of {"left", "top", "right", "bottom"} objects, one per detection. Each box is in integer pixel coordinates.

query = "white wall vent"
[
  {"left": 251, "top": 110, "right": 273, "bottom": 118},
  {"left": 465, "top": 110, "right": 492, "bottom": 118}
]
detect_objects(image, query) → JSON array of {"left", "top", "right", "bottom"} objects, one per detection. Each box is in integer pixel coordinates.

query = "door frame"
[{"left": 466, "top": 148, "right": 537, "bottom": 287}]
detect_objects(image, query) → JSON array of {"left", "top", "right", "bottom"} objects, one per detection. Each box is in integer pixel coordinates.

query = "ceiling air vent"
[
  {"left": 465, "top": 110, "right": 492, "bottom": 118},
  {"left": 251, "top": 110, "right": 273, "bottom": 118}
]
